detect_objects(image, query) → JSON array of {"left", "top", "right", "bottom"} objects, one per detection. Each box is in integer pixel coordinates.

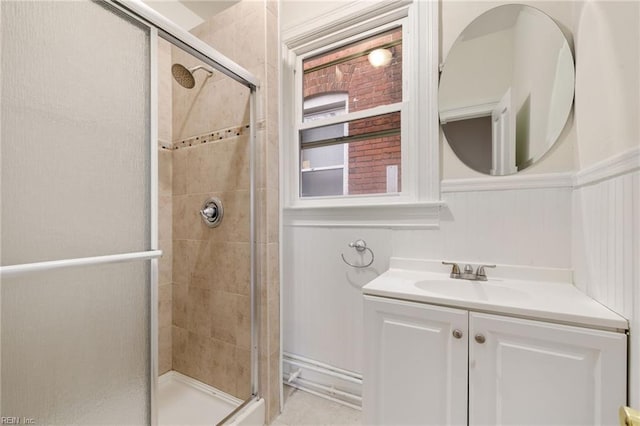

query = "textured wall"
[{"left": 1, "top": 1, "right": 152, "bottom": 422}]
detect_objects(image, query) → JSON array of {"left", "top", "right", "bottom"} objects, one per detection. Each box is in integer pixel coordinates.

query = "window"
[
  {"left": 300, "top": 27, "right": 403, "bottom": 198},
  {"left": 282, "top": 1, "right": 440, "bottom": 227}
]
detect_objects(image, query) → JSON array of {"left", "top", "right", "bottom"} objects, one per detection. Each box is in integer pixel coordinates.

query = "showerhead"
[
  {"left": 172, "top": 64, "right": 195, "bottom": 89},
  {"left": 171, "top": 64, "right": 213, "bottom": 89}
]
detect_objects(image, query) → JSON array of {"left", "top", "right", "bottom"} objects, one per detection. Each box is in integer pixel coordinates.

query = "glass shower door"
[{"left": 1, "top": 1, "right": 156, "bottom": 423}]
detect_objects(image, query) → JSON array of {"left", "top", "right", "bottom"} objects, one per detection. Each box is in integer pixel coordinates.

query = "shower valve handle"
[
  {"left": 200, "top": 197, "right": 223, "bottom": 228},
  {"left": 201, "top": 206, "right": 217, "bottom": 219}
]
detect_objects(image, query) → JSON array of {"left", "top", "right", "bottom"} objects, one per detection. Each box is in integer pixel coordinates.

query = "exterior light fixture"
[{"left": 367, "top": 48, "right": 392, "bottom": 67}]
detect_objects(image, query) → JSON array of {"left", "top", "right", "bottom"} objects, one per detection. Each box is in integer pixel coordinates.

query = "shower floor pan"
[{"left": 158, "top": 371, "right": 263, "bottom": 425}]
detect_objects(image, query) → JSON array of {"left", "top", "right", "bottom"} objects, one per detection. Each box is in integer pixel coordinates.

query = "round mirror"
[{"left": 439, "top": 5, "right": 575, "bottom": 175}]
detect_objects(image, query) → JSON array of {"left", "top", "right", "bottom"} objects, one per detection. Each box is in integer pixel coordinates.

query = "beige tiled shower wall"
[
  {"left": 171, "top": 26, "right": 251, "bottom": 142},
  {"left": 200, "top": 1, "right": 282, "bottom": 419},
  {"left": 169, "top": 2, "right": 257, "bottom": 401},
  {"left": 171, "top": 134, "right": 252, "bottom": 400},
  {"left": 158, "top": 38, "right": 173, "bottom": 375},
  {"left": 165, "top": 0, "right": 280, "bottom": 418}
]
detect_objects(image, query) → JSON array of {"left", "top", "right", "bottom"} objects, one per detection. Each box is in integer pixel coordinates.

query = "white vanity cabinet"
[
  {"left": 363, "top": 296, "right": 469, "bottom": 425},
  {"left": 469, "top": 312, "right": 627, "bottom": 425},
  {"left": 363, "top": 295, "right": 627, "bottom": 426}
]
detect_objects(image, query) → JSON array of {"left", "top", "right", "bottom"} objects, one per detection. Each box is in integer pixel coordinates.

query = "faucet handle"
[
  {"left": 476, "top": 264, "right": 496, "bottom": 280},
  {"left": 442, "top": 261, "right": 461, "bottom": 277}
]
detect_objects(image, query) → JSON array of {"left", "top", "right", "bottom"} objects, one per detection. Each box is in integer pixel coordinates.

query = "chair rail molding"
[
  {"left": 574, "top": 146, "right": 640, "bottom": 188},
  {"left": 441, "top": 172, "right": 574, "bottom": 193}
]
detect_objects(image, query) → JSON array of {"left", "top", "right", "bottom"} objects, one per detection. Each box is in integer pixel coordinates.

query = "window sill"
[{"left": 282, "top": 201, "right": 444, "bottom": 229}]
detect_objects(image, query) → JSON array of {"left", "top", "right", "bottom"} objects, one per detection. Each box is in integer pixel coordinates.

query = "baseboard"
[
  {"left": 574, "top": 147, "right": 640, "bottom": 188},
  {"left": 159, "top": 370, "right": 243, "bottom": 406},
  {"left": 286, "top": 382, "right": 361, "bottom": 411},
  {"left": 282, "top": 353, "right": 362, "bottom": 409}
]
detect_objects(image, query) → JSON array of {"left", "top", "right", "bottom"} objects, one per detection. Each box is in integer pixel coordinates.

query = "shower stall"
[
  {"left": 0, "top": 1, "right": 263, "bottom": 424},
  {"left": 156, "top": 14, "right": 260, "bottom": 425}
]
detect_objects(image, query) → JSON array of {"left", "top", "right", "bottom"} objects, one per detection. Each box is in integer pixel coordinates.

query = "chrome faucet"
[{"left": 442, "top": 262, "right": 496, "bottom": 281}]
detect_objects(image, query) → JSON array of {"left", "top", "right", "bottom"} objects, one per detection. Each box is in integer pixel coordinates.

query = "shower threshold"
[
  {"left": 158, "top": 371, "right": 241, "bottom": 425},
  {"left": 158, "top": 371, "right": 264, "bottom": 425}
]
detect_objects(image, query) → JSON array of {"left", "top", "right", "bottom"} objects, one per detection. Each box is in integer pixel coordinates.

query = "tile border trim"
[{"left": 162, "top": 123, "right": 250, "bottom": 151}]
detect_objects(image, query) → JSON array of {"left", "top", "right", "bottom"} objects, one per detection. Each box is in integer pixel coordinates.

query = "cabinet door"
[
  {"left": 469, "top": 312, "right": 627, "bottom": 426},
  {"left": 363, "top": 296, "right": 468, "bottom": 425}
]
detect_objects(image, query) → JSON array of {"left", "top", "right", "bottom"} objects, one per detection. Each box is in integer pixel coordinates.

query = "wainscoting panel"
[
  {"left": 393, "top": 186, "right": 573, "bottom": 269},
  {"left": 573, "top": 170, "right": 639, "bottom": 319},
  {"left": 573, "top": 162, "right": 639, "bottom": 407},
  {"left": 283, "top": 184, "right": 574, "bottom": 405}
]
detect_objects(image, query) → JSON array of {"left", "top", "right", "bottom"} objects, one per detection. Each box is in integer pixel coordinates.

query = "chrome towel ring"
[{"left": 341, "top": 239, "right": 375, "bottom": 268}]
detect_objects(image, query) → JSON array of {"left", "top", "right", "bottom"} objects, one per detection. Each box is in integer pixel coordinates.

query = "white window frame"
[{"left": 281, "top": 0, "right": 441, "bottom": 228}]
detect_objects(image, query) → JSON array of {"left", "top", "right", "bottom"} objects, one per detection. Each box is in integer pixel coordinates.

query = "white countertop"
[{"left": 362, "top": 260, "right": 628, "bottom": 331}]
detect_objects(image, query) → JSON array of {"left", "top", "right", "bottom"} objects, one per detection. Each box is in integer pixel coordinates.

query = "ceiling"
[
  {"left": 180, "top": 0, "right": 238, "bottom": 21},
  {"left": 142, "top": 0, "right": 239, "bottom": 30}
]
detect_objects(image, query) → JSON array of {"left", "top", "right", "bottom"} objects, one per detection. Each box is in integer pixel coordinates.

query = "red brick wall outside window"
[{"left": 303, "top": 27, "right": 403, "bottom": 195}]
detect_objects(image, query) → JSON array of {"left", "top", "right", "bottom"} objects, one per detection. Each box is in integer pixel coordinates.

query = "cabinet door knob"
[
  {"left": 475, "top": 334, "right": 486, "bottom": 344},
  {"left": 452, "top": 329, "right": 463, "bottom": 339}
]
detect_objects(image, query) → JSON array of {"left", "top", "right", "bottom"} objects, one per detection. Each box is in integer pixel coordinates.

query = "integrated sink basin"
[
  {"left": 415, "top": 279, "right": 528, "bottom": 302},
  {"left": 361, "top": 258, "right": 629, "bottom": 330}
]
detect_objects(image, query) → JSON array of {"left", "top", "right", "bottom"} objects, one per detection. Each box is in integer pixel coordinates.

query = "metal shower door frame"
[
  {"left": 0, "top": 1, "right": 261, "bottom": 422},
  {"left": 100, "top": 1, "right": 261, "bottom": 424}
]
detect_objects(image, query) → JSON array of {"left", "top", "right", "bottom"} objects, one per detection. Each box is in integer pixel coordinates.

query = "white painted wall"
[
  {"left": 281, "top": 0, "right": 573, "bottom": 379},
  {"left": 281, "top": 1, "right": 352, "bottom": 31},
  {"left": 281, "top": 0, "right": 639, "bottom": 410},
  {"left": 573, "top": 1, "right": 640, "bottom": 170},
  {"left": 570, "top": 0, "right": 640, "bottom": 408},
  {"left": 282, "top": 185, "right": 572, "bottom": 378}
]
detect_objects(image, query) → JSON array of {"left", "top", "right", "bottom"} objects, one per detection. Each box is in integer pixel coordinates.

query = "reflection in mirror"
[{"left": 439, "top": 4, "right": 575, "bottom": 175}]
